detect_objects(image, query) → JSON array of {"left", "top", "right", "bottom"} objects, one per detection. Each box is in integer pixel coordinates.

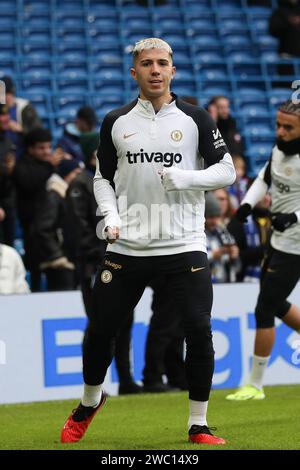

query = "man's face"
[
  {"left": 28, "top": 141, "right": 52, "bottom": 161},
  {"left": 0, "top": 113, "right": 10, "bottom": 131},
  {"left": 130, "top": 48, "right": 176, "bottom": 100},
  {"left": 276, "top": 110, "right": 300, "bottom": 141},
  {"left": 216, "top": 98, "right": 230, "bottom": 120}
]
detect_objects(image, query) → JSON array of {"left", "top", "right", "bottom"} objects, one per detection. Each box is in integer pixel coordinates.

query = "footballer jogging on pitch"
[
  {"left": 227, "top": 100, "right": 300, "bottom": 401},
  {"left": 60, "top": 38, "right": 236, "bottom": 445}
]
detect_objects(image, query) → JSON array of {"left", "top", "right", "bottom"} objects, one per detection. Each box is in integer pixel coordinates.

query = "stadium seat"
[{"left": 1, "top": 0, "right": 297, "bottom": 178}]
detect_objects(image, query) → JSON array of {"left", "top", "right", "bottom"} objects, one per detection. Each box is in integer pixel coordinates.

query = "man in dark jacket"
[
  {"left": 269, "top": 0, "right": 300, "bottom": 81},
  {"left": 269, "top": 0, "right": 300, "bottom": 57},
  {"left": 36, "top": 159, "right": 82, "bottom": 291},
  {"left": 13, "top": 128, "right": 64, "bottom": 290},
  {"left": 0, "top": 104, "right": 16, "bottom": 246}
]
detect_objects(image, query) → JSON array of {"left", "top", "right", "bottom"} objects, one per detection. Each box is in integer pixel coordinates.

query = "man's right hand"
[
  {"left": 105, "top": 226, "right": 120, "bottom": 244},
  {"left": 235, "top": 203, "right": 252, "bottom": 223}
]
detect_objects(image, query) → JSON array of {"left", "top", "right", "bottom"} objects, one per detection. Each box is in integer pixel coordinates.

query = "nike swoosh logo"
[
  {"left": 191, "top": 267, "right": 206, "bottom": 272},
  {"left": 123, "top": 132, "right": 137, "bottom": 139}
]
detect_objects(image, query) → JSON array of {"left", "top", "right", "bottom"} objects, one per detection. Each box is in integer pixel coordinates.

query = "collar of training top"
[{"left": 137, "top": 92, "right": 178, "bottom": 117}]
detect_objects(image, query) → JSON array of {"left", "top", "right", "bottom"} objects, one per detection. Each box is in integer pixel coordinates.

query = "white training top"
[
  {"left": 242, "top": 145, "right": 300, "bottom": 255},
  {"left": 94, "top": 94, "right": 235, "bottom": 256}
]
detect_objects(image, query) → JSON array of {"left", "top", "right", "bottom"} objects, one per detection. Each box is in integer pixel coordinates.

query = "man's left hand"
[
  {"left": 271, "top": 212, "right": 297, "bottom": 232},
  {"left": 159, "top": 167, "right": 190, "bottom": 191}
]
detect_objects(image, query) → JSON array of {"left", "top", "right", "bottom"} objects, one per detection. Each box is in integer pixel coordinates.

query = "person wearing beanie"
[
  {"left": 34, "top": 158, "right": 82, "bottom": 291},
  {"left": 67, "top": 133, "right": 142, "bottom": 395}
]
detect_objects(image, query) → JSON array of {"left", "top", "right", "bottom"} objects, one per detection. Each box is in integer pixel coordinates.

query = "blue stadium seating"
[{"left": 0, "top": 0, "right": 297, "bottom": 176}]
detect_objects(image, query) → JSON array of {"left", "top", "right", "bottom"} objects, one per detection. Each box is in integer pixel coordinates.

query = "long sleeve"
[
  {"left": 161, "top": 153, "right": 236, "bottom": 192},
  {"left": 242, "top": 160, "right": 271, "bottom": 208},
  {"left": 193, "top": 107, "right": 236, "bottom": 188},
  {"left": 94, "top": 115, "right": 121, "bottom": 232}
]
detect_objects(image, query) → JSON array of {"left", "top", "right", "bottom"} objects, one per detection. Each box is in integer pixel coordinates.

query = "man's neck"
[{"left": 140, "top": 93, "right": 173, "bottom": 112}]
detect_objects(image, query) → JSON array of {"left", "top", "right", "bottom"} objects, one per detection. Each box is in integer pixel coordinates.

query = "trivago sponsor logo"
[{"left": 126, "top": 149, "right": 182, "bottom": 167}]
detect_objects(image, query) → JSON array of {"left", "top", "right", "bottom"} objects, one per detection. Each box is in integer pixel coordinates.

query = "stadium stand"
[{"left": 0, "top": 0, "right": 298, "bottom": 176}]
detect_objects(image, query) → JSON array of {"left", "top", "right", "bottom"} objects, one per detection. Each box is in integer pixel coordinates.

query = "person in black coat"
[
  {"left": 269, "top": 0, "right": 300, "bottom": 82},
  {"left": 0, "top": 104, "right": 16, "bottom": 246},
  {"left": 269, "top": 0, "right": 300, "bottom": 58},
  {"left": 13, "top": 128, "right": 65, "bottom": 290},
  {"left": 35, "top": 159, "right": 82, "bottom": 291}
]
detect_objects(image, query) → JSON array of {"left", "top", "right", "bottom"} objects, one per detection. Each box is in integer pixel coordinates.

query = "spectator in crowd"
[
  {"left": 0, "top": 242, "right": 30, "bottom": 294},
  {"left": 0, "top": 104, "right": 13, "bottom": 157},
  {"left": 13, "top": 128, "right": 64, "bottom": 291},
  {"left": 0, "top": 104, "right": 16, "bottom": 246},
  {"left": 2, "top": 76, "right": 41, "bottom": 134},
  {"left": 228, "top": 155, "right": 251, "bottom": 209},
  {"left": 2, "top": 76, "right": 41, "bottom": 158},
  {"left": 57, "top": 106, "right": 98, "bottom": 162},
  {"left": 36, "top": 159, "right": 83, "bottom": 291},
  {"left": 67, "top": 132, "right": 105, "bottom": 311},
  {"left": 208, "top": 96, "right": 244, "bottom": 155},
  {"left": 213, "top": 188, "right": 235, "bottom": 226},
  {"left": 269, "top": 0, "right": 300, "bottom": 58},
  {"left": 269, "top": 0, "right": 300, "bottom": 81},
  {"left": 228, "top": 194, "right": 272, "bottom": 282},
  {"left": 205, "top": 192, "right": 240, "bottom": 283},
  {"left": 0, "top": 147, "right": 16, "bottom": 247}
]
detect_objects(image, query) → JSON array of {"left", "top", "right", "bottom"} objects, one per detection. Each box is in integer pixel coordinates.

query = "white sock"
[
  {"left": 249, "top": 354, "right": 270, "bottom": 390},
  {"left": 188, "top": 399, "right": 208, "bottom": 429},
  {"left": 81, "top": 383, "right": 102, "bottom": 408}
]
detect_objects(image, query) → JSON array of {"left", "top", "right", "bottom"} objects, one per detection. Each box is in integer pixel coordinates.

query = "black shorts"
[
  {"left": 92, "top": 250, "right": 213, "bottom": 330},
  {"left": 255, "top": 248, "right": 300, "bottom": 328}
]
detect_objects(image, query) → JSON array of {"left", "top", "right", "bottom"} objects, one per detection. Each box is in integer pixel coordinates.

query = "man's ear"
[
  {"left": 171, "top": 65, "right": 176, "bottom": 79},
  {"left": 130, "top": 67, "right": 137, "bottom": 81}
]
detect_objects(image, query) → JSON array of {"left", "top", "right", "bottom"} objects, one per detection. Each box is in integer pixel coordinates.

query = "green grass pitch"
[{"left": 1, "top": 385, "right": 300, "bottom": 450}]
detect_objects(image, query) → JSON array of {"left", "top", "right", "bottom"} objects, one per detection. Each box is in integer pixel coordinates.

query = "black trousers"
[
  {"left": 83, "top": 250, "right": 214, "bottom": 401},
  {"left": 80, "top": 262, "right": 135, "bottom": 385},
  {"left": 255, "top": 248, "right": 300, "bottom": 328}
]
